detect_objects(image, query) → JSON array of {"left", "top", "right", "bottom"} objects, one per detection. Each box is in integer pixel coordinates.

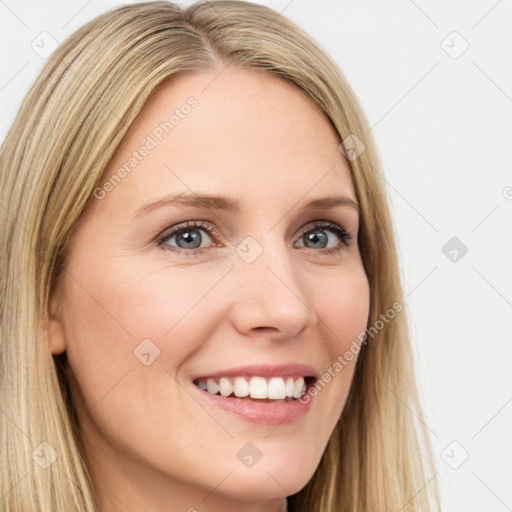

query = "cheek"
[
  {"left": 302, "top": 263, "right": 370, "bottom": 417},
  {"left": 313, "top": 264, "right": 370, "bottom": 354},
  {"left": 60, "top": 260, "right": 230, "bottom": 398},
  {"left": 59, "top": 261, "right": 236, "bottom": 474}
]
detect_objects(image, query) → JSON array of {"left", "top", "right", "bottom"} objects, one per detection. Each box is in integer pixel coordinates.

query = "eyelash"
[{"left": 156, "top": 220, "right": 353, "bottom": 257}]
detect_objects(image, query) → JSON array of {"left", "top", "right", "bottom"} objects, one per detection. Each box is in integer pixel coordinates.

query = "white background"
[{"left": 1, "top": 1, "right": 511, "bottom": 511}]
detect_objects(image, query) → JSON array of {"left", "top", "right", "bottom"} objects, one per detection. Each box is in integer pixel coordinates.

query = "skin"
[{"left": 45, "top": 66, "right": 370, "bottom": 512}]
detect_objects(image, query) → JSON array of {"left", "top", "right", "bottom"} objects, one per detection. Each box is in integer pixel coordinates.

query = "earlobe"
[
  {"left": 40, "top": 318, "right": 67, "bottom": 355},
  {"left": 39, "top": 287, "right": 66, "bottom": 355},
  {"left": 42, "top": 289, "right": 67, "bottom": 355}
]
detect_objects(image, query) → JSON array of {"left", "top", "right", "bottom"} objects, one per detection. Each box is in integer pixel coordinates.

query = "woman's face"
[{"left": 49, "top": 67, "right": 370, "bottom": 511}]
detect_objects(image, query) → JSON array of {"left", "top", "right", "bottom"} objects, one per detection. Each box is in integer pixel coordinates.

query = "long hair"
[{"left": 0, "top": 1, "right": 440, "bottom": 510}]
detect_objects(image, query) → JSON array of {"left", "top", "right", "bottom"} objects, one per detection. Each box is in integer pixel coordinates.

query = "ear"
[
  {"left": 40, "top": 288, "right": 67, "bottom": 355},
  {"left": 40, "top": 318, "right": 66, "bottom": 355}
]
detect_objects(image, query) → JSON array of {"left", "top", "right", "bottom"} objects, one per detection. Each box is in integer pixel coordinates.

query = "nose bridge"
[{"left": 230, "top": 232, "right": 317, "bottom": 337}]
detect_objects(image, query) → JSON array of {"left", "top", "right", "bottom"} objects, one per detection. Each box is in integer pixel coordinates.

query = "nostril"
[{"left": 252, "top": 326, "right": 280, "bottom": 333}]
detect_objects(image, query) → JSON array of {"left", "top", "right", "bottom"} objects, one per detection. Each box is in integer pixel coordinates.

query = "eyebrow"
[{"left": 131, "top": 191, "right": 360, "bottom": 220}]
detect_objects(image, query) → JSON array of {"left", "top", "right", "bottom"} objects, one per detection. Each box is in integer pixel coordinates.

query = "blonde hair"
[{"left": 0, "top": 1, "right": 440, "bottom": 510}]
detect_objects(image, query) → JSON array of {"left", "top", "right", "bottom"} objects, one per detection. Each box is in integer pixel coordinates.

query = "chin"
[{"left": 215, "top": 465, "right": 315, "bottom": 502}]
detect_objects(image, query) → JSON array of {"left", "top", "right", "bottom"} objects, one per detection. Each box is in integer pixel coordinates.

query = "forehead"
[{"left": 94, "top": 67, "right": 355, "bottom": 217}]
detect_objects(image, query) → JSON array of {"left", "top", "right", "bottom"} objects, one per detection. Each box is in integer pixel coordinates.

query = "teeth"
[
  {"left": 206, "top": 378, "right": 219, "bottom": 395},
  {"left": 218, "top": 377, "right": 233, "bottom": 397},
  {"left": 196, "top": 375, "right": 310, "bottom": 400},
  {"left": 249, "top": 376, "right": 267, "bottom": 399},
  {"left": 268, "top": 377, "right": 286, "bottom": 399},
  {"left": 233, "top": 376, "right": 250, "bottom": 397},
  {"left": 292, "top": 377, "right": 305, "bottom": 399},
  {"left": 285, "top": 377, "right": 294, "bottom": 397}
]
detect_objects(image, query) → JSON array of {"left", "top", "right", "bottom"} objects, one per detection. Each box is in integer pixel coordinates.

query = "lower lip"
[{"left": 191, "top": 382, "right": 314, "bottom": 426}]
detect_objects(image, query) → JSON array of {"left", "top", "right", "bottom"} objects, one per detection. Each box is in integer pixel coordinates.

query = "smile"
[{"left": 193, "top": 375, "right": 310, "bottom": 401}]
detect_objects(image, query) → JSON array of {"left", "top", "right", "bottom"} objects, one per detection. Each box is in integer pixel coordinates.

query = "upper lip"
[{"left": 192, "top": 363, "right": 319, "bottom": 381}]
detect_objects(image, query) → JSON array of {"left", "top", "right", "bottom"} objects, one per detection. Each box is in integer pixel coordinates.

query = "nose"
[{"left": 229, "top": 240, "right": 318, "bottom": 340}]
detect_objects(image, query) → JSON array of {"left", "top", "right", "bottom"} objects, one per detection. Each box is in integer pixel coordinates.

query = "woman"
[{"left": 0, "top": 1, "right": 440, "bottom": 511}]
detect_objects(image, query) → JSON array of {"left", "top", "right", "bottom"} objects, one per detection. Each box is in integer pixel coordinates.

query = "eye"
[
  {"left": 157, "top": 220, "right": 217, "bottom": 255},
  {"left": 157, "top": 219, "right": 352, "bottom": 256},
  {"left": 295, "top": 221, "right": 351, "bottom": 254}
]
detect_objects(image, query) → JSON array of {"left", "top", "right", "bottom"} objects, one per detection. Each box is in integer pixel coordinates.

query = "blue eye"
[
  {"left": 296, "top": 222, "right": 350, "bottom": 251},
  {"left": 157, "top": 220, "right": 352, "bottom": 256},
  {"left": 158, "top": 221, "right": 215, "bottom": 255}
]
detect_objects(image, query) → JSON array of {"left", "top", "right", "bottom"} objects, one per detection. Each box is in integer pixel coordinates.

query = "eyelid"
[{"left": 296, "top": 219, "right": 351, "bottom": 240}]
